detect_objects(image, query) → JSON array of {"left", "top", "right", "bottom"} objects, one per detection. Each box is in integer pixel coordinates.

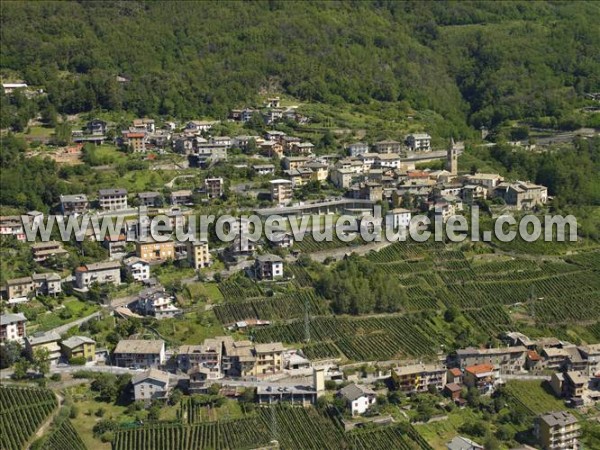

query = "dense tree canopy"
[{"left": 1, "top": 1, "right": 599, "bottom": 127}]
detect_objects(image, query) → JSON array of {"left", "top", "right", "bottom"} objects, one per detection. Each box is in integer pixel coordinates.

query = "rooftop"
[
  {"left": 99, "top": 188, "right": 127, "bottom": 196},
  {"left": 114, "top": 339, "right": 164, "bottom": 354},
  {"left": 254, "top": 342, "right": 285, "bottom": 353},
  {"left": 0, "top": 313, "right": 27, "bottom": 325},
  {"left": 132, "top": 368, "right": 170, "bottom": 385},
  {"left": 338, "top": 383, "right": 375, "bottom": 402},
  {"left": 538, "top": 411, "right": 578, "bottom": 427},
  {"left": 61, "top": 335, "right": 96, "bottom": 349},
  {"left": 465, "top": 364, "right": 495, "bottom": 376}
]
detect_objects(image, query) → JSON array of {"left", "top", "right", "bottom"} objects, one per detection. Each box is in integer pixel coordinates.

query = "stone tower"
[{"left": 447, "top": 138, "right": 458, "bottom": 175}]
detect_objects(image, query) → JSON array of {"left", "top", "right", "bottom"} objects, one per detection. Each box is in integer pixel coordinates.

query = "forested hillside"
[{"left": 1, "top": 1, "right": 599, "bottom": 132}]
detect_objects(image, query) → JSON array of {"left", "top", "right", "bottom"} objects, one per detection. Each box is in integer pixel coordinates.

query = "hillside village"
[{"left": 0, "top": 89, "right": 598, "bottom": 450}]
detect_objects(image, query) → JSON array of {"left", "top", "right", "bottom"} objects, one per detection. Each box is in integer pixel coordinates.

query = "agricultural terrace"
[
  {"left": 225, "top": 239, "right": 600, "bottom": 361},
  {"left": 112, "top": 405, "right": 433, "bottom": 450},
  {"left": 0, "top": 385, "right": 58, "bottom": 450}
]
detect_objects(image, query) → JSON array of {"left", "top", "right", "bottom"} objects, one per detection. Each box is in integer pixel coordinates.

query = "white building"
[
  {"left": 114, "top": 339, "right": 166, "bottom": 368},
  {"left": 98, "top": 188, "right": 128, "bottom": 211},
  {"left": 74, "top": 261, "right": 121, "bottom": 289},
  {"left": 254, "top": 254, "right": 284, "bottom": 280},
  {"left": 338, "top": 383, "right": 376, "bottom": 417},
  {"left": 406, "top": 133, "right": 432, "bottom": 152},
  {"left": 270, "top": 179, "right": 293, "bottom": 206},
  {"left": 123, "top": 257, "right": 150, "bottom": 282},
  {"left": 0, "top": 313, "right": 27, "bottom": 343},
  {"left": 385, "top": 208, "right": 411, "bottom": 230},
  {"left": 132, "top": 368, "right": 170, "bottom": 402}
]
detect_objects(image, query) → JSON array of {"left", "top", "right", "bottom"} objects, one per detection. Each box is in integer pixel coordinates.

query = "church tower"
[{"left": 447, "top": 138, "right": 458, "bottom": 176}]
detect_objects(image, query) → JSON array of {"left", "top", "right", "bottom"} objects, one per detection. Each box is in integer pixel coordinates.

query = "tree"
[
  {"left": 33, "top": 347, "right": 51, "bottom": 376},
  {"left": 12, "top": 358, "right": 30, "bottom": 379},
  {"left": 0, "top": 341, "right": 22, "bottom": 369}
]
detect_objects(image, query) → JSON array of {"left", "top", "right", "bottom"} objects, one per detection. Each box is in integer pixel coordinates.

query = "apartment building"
[
  {"left": 455, "top": 346, "right": 527, "bottom": 373},
  {"left": 169, "top": 190, "right": 193, "bottom": 206},
  {"left": 74, "top": 261, "right": 121, "bottom": 289},
  {"left": 32, "top": 273, "right": 62, "bottom": 297},
  {"left": 25, "top": 331, "right": 61, "bottom": 364},
  {"left": 204, "top": 177, "right": 224, "bottom": 199},
  {"left": 114, "top": 339, "right": 166, "bottom": 368},
  {"left": 391, "top": 363, "right": 447, "bottom": 394},
  {"left": 123, "top": 257, "right": 150, "bottom": 282},
  {"left": 0, "top": 313, "right": 27, "bottom": 343},
  {"left": 222, "top": 339, "right": 257, "bottom": 377},
  {"left": 60, "top": 194, "right": 89, "bottom": 216},
  {"left": 4, "top": 277, "right": 36, "bottom": 302},
  {"left": 535, "top": 411, "right": 580, "bottom": 450},
  {"left": 98, "top": 188, "right": 128, "bottom": 211},
  {"left": 374, "top": 139, "right": 401, "bottom": 154},
  {"left": 269, "top": 179, "right": 293, "bottom": 206},
  {"left": 132, "top": 368, "right": 170, "bottom": 402},
  {"left": 406, "top": 133, "right": 431, "bottom": 152},
  {"left": 254, "top": 342, "right": 285, "bottom": 375},
  {"left": 187, "top": 240, "right": 211, "bottom": 269},
  {"left": 31, "top": 241, "right": 68, "bottom": 263},
  {"left": 463, "top": 364, "right": 500, "bottom": 395},
  {"left": 254, "top": 254, "right": 284, "bottom": 280},
  {"left": 347, "top": 142, "right": 369, "bottom": 157},
  {"left": 136, "top": 239, "right": 175, "bottom": 262},
  {"left": 60, "top": 336, "right": 96, "bottom": 362}
]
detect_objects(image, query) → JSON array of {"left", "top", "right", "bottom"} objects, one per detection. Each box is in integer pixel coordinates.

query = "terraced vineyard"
[
  {"left": 0, "top": 385, "right": 58, "bottom": 450},
  {"left": 41, "top": 417, "right": 86, "bottom": 450},
  {"left": 213, "top": 289, "right": 328, "bottom": 324},
  {"left": 217, "top": 276, "right": 262, "bottom": 301},
  {"left": 112, "top": 417, "right": 271, "bottom": 450},
  {"left": 253, "top": 314, "right": 450, "bottom": 360},
  {"left": 349, "top": 424, "right": 435, "bottom": 450},
  {"left": 301, "top": 341, "right": 341, "bottom": 360},
  {"left": 258, "top": 405, "right": 345, "bottom": 450},
  {"left": 112, "top": 406, "right": 434, "bottom": 450},
  {"left": 294, "top": 234, "right": 355, "bottom": 253}
]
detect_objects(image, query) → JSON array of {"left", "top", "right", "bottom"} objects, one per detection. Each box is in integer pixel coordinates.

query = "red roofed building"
[
  {"left": 447, "top": 367, "right": 463, "bottom": 385},
  {"left": 124, "top": 132, "right": 147, "bottom": 152},
  {"left": 464, "top": 364, "right": 500, "bottom": 394},
  {"left": 526, "top": 350, "right": 543, "bottom": 370}
]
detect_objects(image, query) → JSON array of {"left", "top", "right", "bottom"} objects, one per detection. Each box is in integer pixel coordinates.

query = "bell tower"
[{"left": 447, "top": 138, "right": 458, "bottom": 176}]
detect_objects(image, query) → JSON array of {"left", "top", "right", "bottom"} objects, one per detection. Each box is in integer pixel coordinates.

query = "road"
[
  {"left": 502, "top": 374, "right": 551, "bottom": 381},
  {"left": 49, "top": 311, "right": 103, "bottom": 336}
]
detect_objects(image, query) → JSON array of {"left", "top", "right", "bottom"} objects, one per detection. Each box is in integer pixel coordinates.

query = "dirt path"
[{"left": 28, "top": 391, "right": 64, "bottom": 447}]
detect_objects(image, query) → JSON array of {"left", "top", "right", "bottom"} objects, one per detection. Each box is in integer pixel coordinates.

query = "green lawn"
[
  {"left": 503, "top": 380, "right": 565, "bottom": 415},
  {"left": 155, "top": 310, "right": 225, "bottom": 345},
  {"left": 28, "top": 297, "right": 100, "bottom": 332},
  {"left": 415, "top": 408, "right": 482, "bottom": 450}
]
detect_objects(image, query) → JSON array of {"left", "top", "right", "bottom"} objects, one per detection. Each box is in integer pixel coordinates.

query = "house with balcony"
[
  {"left": 534, "top": 411, "right": 580, "bottom": 450},
  {"left": 132, "top": 368, "right": 170, "bottom": 402},
  {"left": 135, "top": 286, "right": 180, "bottom": 320},
  {"left": 0, "top": 313, "right": 27, "bottom": 343},
  {"left": 98, "top": 188, "right": 128, "bottom": 211},
  {"left": 114, "top": 339, "right": 166, "bottom": 368},
  {"left": 253, "top": 254, "right": 284, "bottom": 280},
  {"left": 74, "top": 261, "right": 121, "bottom": 289},
  {"left": 463, "top": 364, "right": 501, "bottom": 395},
  {"left": 60, "top": 336, "right": 96, "bottom": 362},
  {"left": 60, "top": 194, "right": 89, "bottom": 216},
  {"left": 338, "top": 383, "right": 377, "bottom": 417},
  {"left": 31, "top": 241, "right": 68, "bottom": 263},
  {"left": 254, "top": 342, "right": 285, "bottom": 375},
  {"left": 123, "top": 257, "right": 150, "bottom": 282},
  {"left": 391, "top": 363, "right": 447, "bottom": 394}
]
